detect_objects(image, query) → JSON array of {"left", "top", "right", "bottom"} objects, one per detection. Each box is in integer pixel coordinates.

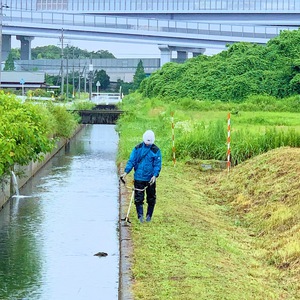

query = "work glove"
[
  {"left": 120, "top": 172, "right": 127, "bottom": 184},
  {"left": 149, "top": 176, "right": 156, "bottom": 185}
]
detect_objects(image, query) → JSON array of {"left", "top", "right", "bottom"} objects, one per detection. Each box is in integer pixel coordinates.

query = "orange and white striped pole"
[
  {"left": 171, "top": 112, "right": 176, "bottom": 167},
  {"left": 227, "top": 113, "right": 231, "bottom": 172}
]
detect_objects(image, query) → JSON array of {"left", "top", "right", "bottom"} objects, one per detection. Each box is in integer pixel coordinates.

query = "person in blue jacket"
[{"left": 120, "top": 130, "right": 162, "bottom": 223}]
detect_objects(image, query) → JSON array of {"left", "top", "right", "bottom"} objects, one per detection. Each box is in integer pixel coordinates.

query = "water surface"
[{"left": 0, "top": 125, "right": 119, "bottom": 300}]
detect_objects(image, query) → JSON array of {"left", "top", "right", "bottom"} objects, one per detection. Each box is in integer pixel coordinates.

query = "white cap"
[{"left": 143, "top": 130, "right": 155, "bottom": 144}]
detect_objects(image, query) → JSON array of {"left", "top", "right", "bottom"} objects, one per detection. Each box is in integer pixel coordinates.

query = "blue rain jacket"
[{"left": 124, "top": 142, "right": 162, "bottom": 181}]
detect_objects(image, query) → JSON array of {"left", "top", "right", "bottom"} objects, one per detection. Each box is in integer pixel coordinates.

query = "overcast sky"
[{"left": 12, "top": 36, "right": 162, "bottom": 58}]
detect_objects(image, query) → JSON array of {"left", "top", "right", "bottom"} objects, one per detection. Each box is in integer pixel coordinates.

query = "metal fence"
[
  {"left": 15, "top": 58, "right": 161, "bottom": 75},
  {"left": 4, "top": 0, "right": 300, "bottom": 12}
]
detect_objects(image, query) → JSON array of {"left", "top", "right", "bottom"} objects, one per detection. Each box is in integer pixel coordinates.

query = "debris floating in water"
[{"left": 94, "top": 252, "right": 108, "bottom": 257}]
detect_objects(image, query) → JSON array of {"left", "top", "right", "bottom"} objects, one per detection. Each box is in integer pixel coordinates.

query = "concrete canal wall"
[
  {"left": 118, "top": 162, "right": 134, "bottom": 300},
  {"left": 0, "top": 125, "right": 85, "bottom": 211}
]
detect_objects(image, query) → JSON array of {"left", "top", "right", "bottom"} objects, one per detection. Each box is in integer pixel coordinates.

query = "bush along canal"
[{"left": 0, "top": 125, "right": 120, "bottom": 299}]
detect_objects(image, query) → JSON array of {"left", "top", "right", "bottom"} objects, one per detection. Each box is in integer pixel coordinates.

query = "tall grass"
[
  {"left": 117, "top": 94, "right": 300, "bottom": 165},
  {"left": 71, "top": 100, "right": 96, "bottom": 110},
  {"left": 46, "top": 103, "right": 79, "bottom": 138},
  {"left": 241, "top": 94, "right": 300, "bottom": 112},
  {"left": 175, "top": 120, "right": 227, "bottom": 161},
  {"left": 175, "top": 122, "right": 300, "bottom": 165},
  {"left": 230, "top": 128, "right": 300, "bottom": 165}
]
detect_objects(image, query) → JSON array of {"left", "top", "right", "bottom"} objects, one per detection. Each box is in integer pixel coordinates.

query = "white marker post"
[
  {"left": 171, "top": 112, "right": 176, "bottom": 167},
  {"left": 20, "top": 78, "right": 25, "bottom": 97},
  {"left": 227, "top": 113, "right": 231, "bottom": 173}
]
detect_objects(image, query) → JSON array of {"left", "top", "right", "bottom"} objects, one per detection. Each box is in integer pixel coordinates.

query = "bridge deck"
[{"left": 71, "top": 109, "right": 123, "bottom": 124}]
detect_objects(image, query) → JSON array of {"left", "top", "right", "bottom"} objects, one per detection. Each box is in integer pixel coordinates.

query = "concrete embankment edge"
[
  {"left": 0, "top": 125, "right": 85, "bottom": 210},
  {"left": 118, "top": 163, "right": 134, "bottom": 300}
]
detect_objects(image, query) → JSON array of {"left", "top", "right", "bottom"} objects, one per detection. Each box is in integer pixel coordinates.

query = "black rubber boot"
[
  {"left": 136, "top": 204, "right": 144, "bottom": 223},
  {"left": 146, "top": 205, "right": 155, "bottom": 222}
]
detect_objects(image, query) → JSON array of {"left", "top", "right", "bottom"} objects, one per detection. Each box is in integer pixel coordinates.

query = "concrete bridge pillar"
[
  {"left": 176, "top": 50, "right": 188, "bottom": 63},
  {"left": 192, "top": 48, "right": 206, "bottom": 57},
  {"left": 2, "top": 35, "right": 12, "bottom": 62},
  {"left": 158, "top": 45, "right": 171, "bottom": 67},
  {"left": 16, "top": 36, "right": 34, "bottom": 60}
]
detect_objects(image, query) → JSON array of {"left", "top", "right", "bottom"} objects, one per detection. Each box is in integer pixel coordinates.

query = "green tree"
[
  {"left": 94, "top": 69, "right": 110, "bottom": 90},
  {"left": 31, "top": 45, "right": 116, "bottom": 60},
  {"left": 4, "top": 49, "right": 20, "bottom": 71},
  {"left": 140, "top": 28, "right": 300, "bottom": 101},
  {"left": 132, "top": 60, "right": 146, "bottom": 91},
  {"left": 0, "top": 93, "right": 55, "bottom": 176},
  {"left": 117, "top": 79, "right": 133, "bottom": 95},
  {"left": 90, "top": 49, "right": 115, "bottom": 59},
  {"left": 64, "top": 46, "right": 115, "bottom": 59},
  {"left": 4, "top": 52, "right": 15, "bottom": 70},
  {"left": 31, "top": 45, "right": 62, "bottom": 59}
]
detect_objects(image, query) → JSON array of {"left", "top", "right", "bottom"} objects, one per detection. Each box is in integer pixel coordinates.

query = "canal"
[{"left": 0, "top": 125, "right": 120, "bottom": 299}]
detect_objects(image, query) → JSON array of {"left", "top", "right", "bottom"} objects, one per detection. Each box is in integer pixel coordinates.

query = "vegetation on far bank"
[{"left": 0, "top": 92, "right": 80, "bottom": 177}]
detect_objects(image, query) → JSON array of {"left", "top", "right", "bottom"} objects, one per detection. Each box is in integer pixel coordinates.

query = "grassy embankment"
[{"left": 117, "top": 94, "right": 300, "bottom": 299}]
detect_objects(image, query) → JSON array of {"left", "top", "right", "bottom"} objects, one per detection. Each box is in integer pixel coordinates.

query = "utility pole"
[
  {"left": 60, "top": 28, "right": 64, "bottom": 97},
  {"left": 0, "top": 3, "right": 9, "bottom": 88},
  {"left": 66, "top": 45, "right": 69, "bottom": 99},
  {"left": 0, "top": 2, "right": 2, "bottom": 89},
  {"left": 84, "top": 68, "right": 86, "bottom": 93},
  {"left": 88, "top": 56, "right": 93, "bottom": 101},
  {"left": 78, "top": 59, "right": 81, "bottom": 98},
  {"left": 0, "top": 2, "right": 7, "bottom": 89},
  {"left": 72, "top": 47, "right": 75, "bottom": 99}
]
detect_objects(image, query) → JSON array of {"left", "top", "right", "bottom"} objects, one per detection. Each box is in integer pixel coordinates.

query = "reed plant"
[{"left": 175, "top": 120, "right": 227, "bottom": 161}]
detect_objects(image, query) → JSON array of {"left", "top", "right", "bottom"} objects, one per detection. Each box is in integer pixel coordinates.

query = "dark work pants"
[{"left": 134, "top": 180, "right": 156, "bottom": 217}]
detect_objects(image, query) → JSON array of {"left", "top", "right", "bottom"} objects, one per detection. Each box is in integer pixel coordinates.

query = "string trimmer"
[{"left": 120, "top": 177, "right": 148, "bottom": 226}]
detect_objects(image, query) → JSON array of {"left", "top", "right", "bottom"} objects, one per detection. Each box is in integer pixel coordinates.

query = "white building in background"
[
  {"left": 1, "top": 71, "right": 46, "bottom": 89},
  {"left": 14, "top": 58, "right": 161, "bottom": 82}
]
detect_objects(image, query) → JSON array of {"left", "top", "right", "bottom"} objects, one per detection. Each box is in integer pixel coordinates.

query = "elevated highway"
[{"left": 2, "top": 10, "right": 298, "bottom": 65}]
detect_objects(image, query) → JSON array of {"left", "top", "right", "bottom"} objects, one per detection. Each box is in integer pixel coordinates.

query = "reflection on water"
[{"left": 0, "top": 125, "right": 119, "bottom": 300}]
